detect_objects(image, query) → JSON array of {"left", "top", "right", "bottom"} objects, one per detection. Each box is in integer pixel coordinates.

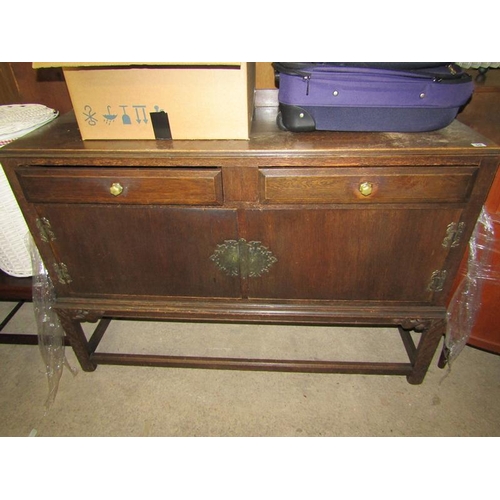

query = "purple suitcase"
[{"left": 274, "top": 63, "right": 474, "bottom": 132}]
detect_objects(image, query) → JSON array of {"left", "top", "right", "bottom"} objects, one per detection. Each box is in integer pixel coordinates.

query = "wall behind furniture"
[
  {"left": 0, "top": 63, "right": 73, "bottom": 113},
  {"left": 457, "top": 69, "right": 500, "bottom": 144}
]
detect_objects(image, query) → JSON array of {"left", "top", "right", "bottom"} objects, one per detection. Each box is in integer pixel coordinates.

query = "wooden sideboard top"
[{"left": 1, "top": 107, "right": 499, "bottom": 161}]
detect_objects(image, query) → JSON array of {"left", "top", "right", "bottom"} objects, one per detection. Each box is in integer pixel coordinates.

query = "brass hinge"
[
  {"left": 36, "top": 217, "right": 56, "bottom": 242},
  {"left": 53, "top": 262, "right": 72, "bottom": 285},
  {"left": 428, "top": 270, "right": 447, "bottom": 292},
  {"left": 442, "top": 221, "right": 465, "bottom": 248},
  {"left": 210, "top": 238, "right": 278, "bottom": 279}
]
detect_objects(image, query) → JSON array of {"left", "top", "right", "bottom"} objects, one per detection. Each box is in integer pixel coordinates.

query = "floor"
[{"left": 1, "top": 300, "right": 500, "bottom": 437}]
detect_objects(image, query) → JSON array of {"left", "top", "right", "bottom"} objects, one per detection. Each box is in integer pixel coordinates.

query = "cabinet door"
[
  {"left": 242, "top": 207, "right": 463, "bottom": 303},
  {"left": 35, "top": 204, "right": 240, "bottom": 299}
]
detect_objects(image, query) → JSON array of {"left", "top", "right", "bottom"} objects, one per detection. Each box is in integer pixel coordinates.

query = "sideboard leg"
[
  {"left": 57, "top": 310, "right": 97, "bottom": 372},
  {"left": 406, "top": 319, "right": 446, "bottom": 384}
]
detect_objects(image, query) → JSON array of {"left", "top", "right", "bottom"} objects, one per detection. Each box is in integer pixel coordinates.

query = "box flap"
[{"left": 33, "top": 62, "right": 242, "bottom": 69}]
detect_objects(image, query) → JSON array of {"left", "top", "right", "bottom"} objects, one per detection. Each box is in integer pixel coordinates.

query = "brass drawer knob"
[
  {"left": 359, "top": 181, "right": 373, "bottom": 196},
  {"left": 109, "top": 182, "right": 123, "bottom": 196}
]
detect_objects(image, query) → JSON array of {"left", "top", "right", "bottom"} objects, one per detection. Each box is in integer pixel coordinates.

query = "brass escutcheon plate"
[{"left": 210, "top": 238, "right": 277, "bottom": 278}]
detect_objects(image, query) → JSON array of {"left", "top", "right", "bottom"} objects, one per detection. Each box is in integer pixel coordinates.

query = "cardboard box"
[{"left": 33, "top": 63, "right": 256, "bottom": 140}]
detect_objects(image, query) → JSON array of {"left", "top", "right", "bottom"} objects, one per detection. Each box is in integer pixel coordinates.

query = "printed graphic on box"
[{"left": 82, "top": 104, "right": 171, "bottom": 139}]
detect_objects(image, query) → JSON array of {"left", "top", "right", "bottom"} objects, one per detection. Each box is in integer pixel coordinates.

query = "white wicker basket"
[{"left": 0, "top": 104, "right": 58, "bottom": 277}]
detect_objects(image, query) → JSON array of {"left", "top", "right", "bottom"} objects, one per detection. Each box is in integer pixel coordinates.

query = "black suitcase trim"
[{"left": 277, "top": 103, "right": 460, "bottom": 133}]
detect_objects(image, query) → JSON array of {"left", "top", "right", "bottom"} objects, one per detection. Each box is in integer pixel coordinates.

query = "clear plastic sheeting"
[
  {"left": 445, "top": 207, "right": 498, "bottom": 365},
  {"left": 28, "top": 235, "right": 76, "bottom": 410}
]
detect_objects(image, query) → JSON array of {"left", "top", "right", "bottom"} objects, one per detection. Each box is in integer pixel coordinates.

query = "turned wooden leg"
[
  {"left": 57, "top": 309, "right": 97, "bottom": 372},
  {"left": 407, "top": 318, "right": 446, "bottom": 385}
]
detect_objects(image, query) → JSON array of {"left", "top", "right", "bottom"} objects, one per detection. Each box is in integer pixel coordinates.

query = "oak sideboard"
[{"left": 1, "top": 106, "right": 498, "bottom": 384}]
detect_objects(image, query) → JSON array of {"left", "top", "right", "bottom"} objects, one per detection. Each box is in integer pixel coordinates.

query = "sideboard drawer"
[
  {"left": 259, "top": 167, "right": 477, "bottom": 204},
  {"left": 16, "top": 167, "right": 223, "bottom": 205}
]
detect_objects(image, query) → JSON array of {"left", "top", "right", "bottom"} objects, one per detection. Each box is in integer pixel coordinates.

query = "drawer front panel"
[
  {"left": 259, "top": 167, "right": 477, "bottom": 204},
  {"left": 16, "top": 167, "right": 223, "bottom": 205}
]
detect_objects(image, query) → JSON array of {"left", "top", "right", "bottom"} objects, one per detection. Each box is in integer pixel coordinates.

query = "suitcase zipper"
[
  {"left": 278, "top": 63, "right": 470, "bottom": 86},
  {"left": 304, "top": 75, "right": 311, "bottom": 95}
]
